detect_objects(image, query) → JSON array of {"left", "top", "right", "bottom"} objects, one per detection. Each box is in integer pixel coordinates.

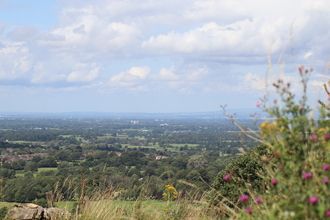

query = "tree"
[
  {"left": 210, "top": 144, "right": 270, "bottom": 206},
  {"left": 38, "top": 157, "right": 57, "bottom": 167},
  {"left": 187, "top": 155, "right": 207, "bottom": 170},
  {"left": 32, "top": 156, "right": 42, "bottom": 163},
  {"left": 24, "top": 162, "right": 38, "bottom": 172}
]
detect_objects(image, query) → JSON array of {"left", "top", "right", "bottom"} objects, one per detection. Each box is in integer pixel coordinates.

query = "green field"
[
  {"left": 10, "top": 141, "right": 45, "bottom": 145},
  {"left": 170, "top": 144, "right": 199, "bottom": 147},
  {"left": 0, "top": 202, "right": 22, "bottom": 209},
  {"left": 38, "top": 167, "right": 58, "bottom": 172},
  {"left": 16, "top": 167, "right": 58, "bottom": 177},
  {"left": 121, "top": 144, "right": 199, "bottom": 152}
]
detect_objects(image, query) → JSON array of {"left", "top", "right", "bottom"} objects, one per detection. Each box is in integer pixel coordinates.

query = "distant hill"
[{"left": 0, "top": 108, "right": 266, "bottom": 120}]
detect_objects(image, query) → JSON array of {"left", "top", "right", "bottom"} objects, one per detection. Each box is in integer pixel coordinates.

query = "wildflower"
[
  {"left": 298, "top": 65, "right": 304, "bottom": 75},
  {"left": 277, "top": 79, "right": 283, "bottom": 83},
  {"left": 303, "top": 172, "right": 312, "bottom": 179},
  {"left": 310, "top": 134, "right": 318, "bottom": 142},
  {"left": 255, "top": 197, "right": 262, "bottom": 204},
  {"left": 239, "top": 195, "right": 249, "bottom": 202},
  {"left": 274, "top": 150, "right": 281, "bottom": 158},
  {"left": 323, "top": 178, "right": 329, "bottom": 183},
  {"left": 326, "top": 210, "right": 330, "bottom": 217},
  {"left": 255, "top": 102, "right": 261, "bottom": 107},
  {"left": 261, "top": 155, "right": 269, "bottom": 162},
  {"left": 328, "top": 95, "right": 330, "bottom": 101},
  {"left": 270, "top": 179, "right": 278, "bottom": 185},
  {"left": 309, "top": 196, "right": 318, "bottom": 204},
  {"left": 278, "top": 164, "right": 283, "bottom": 170},
  {"left": 245, "top": 207, "right": 252, "bottom": 214},
  {"left": 260, "top": 121, "right": 268, "bottom": 128},
  {"left": 322, "top": 164, "right": 330, "bottom": 171},
  {"left": 324, "top": 134, "right": 330, "bottom": 141},
  {"left": 223, "top": 174, "right": 231, "bottom": 181}
]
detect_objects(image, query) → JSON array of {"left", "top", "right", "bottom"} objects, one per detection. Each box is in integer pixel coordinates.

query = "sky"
[{"left": 0, "top": 0, "right": 330, "bottom": 113}]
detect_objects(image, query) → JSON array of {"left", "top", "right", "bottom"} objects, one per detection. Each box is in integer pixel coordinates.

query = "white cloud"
[
  {"left": 67, "top": 66, "right": 100, "bottom": 82},
  {"left": 140, "top": 18, "right": 295, "bottom": 61},
  {"left": 0, "top": 0, "right": 330, "bottom": 98},
  {"left": 156, "top": 67, "right": 179, "bottom": 81},
  {"left": 30, "top": 62, "right": 66, "bottom": 84},
  {"left": 310, "top": 80, "right": 324, "bottom": 88},
  {"left": 110, "top": 66, "right": 151, "bottom": 82},
  {"left": 243, "top": 72, "right": 266, "bottom": 90},
  {"left": 37, "top": 14, "right": 141, "bottom": 59},
  {"left": 107, "top": 66, "right": 151, "bottom": 90},
  {"left": 0, "top": 42, "right": 33, "bottom": 80},
  {"left": 126, "top": 66, "right": 150, "bottom": 79}
]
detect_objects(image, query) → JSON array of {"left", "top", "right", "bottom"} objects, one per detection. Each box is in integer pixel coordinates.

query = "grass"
[
  {"left": 15, "top": 167, "right": 58, "bottom": 177},
  {"left": 122, "top": 144, "right": 183, "bottom": 152},
  {"left": 0, "top": 202, "right": 22, "bottom": 208},
  {"left": 56, "top": 199, "right": 219, "bottom": 220},
  {"left": 38, "top": 167, "right": 58, "bottom": 172},
  {"left": 170, "top": 144, "right": 199, "bottom": 147}
]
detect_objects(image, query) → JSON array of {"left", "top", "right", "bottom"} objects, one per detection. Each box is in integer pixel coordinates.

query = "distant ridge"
[{"left": 0, "top": 108, "right": 265, "bottom": 119}]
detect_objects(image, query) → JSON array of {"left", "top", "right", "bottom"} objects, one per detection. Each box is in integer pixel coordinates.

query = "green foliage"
[
  {"left": 211, "top": 144, "right": 270, "bottom": 205},
  {"left": 0, "top": 207, "right": 8, "bottom": 220},
  {"left": 33, "top": 198, "right": 48, "bottom": 208},
  {"left": 2, "top": 176, "right": 58, "bottom": 203},
  {"left": 212, "top": 66, "right": 330, "bottom": 219},
  {"left": 187, "top": 155, "right": 208, "bottom": 171}
]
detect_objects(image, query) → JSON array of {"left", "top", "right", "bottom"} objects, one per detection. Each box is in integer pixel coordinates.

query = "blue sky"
[{"left": 0, "top": 0, "right": 330, "bottom": 113}]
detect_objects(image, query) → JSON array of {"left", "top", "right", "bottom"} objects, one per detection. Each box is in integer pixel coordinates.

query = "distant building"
[{"left": 155, "top": 155, "right": 168, "bottom": 160}]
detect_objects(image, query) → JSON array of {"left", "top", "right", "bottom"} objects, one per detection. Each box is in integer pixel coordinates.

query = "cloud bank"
[{"left": 0, "top": 0, "right": 329, "bottom": 112}]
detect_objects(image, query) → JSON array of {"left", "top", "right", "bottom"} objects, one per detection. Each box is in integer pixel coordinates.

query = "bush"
[
  {"left": 212, "top": 66, "right": 330, "bottom": 219},
  {"left": 210, "top": 144, "right": 271, "bottom": 206},
  {"left": 0, "top": 207, "right": 7, "bottom": 220}
]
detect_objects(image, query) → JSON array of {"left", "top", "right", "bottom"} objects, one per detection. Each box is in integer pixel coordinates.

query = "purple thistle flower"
[
  {"left": 309, "top": 196, "right": 318, "bottom": 204},
  {"left": 270, "top": 178, "right": 278, "bottom": 185},
  {"left": 245, "top": 207, "right": 252, "bottom": 214},
  {"left": 223, "top": 174, "right": 231, "bottom": 181},
  {"left": 255, "top": 102, "right": 261, "bottom": 107},
  {"left": 298, "top": 66, "right": 304, "bottom": 75},
  {"left": 322, "top": 164, "right": 330, "bottom": 171},
  {"left": 324, "top": 134, "right": 330, "bottom": 141},
  {"left": 255, "top": 197, "right": 262, "bottom": 204},
  {"left": 239, "top": 195, "right": 249, "bottom": 202},
  {"left": 326, "top": 210, "right": 330, "bottom": 217},
  {"left": 323, "top": 178, "right": 329, "bottom": 183},
  {"left": 310, "top": 134, "right": 318, "bottom": 142},
  {"left": 303, "top": 172, "right": 312, "bottom": 179}
]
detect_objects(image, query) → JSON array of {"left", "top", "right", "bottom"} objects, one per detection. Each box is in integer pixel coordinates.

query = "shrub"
[
  {"left": 212, "top": 66, "right": 330, "bottom": 219},
  {"left": 210, "top": 144, "right": 271, "bottom": 206}
]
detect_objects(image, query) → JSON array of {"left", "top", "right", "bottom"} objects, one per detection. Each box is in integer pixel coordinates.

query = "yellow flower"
[{"left": 260, "top": 121, "right": 268, "bottom": 128}]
